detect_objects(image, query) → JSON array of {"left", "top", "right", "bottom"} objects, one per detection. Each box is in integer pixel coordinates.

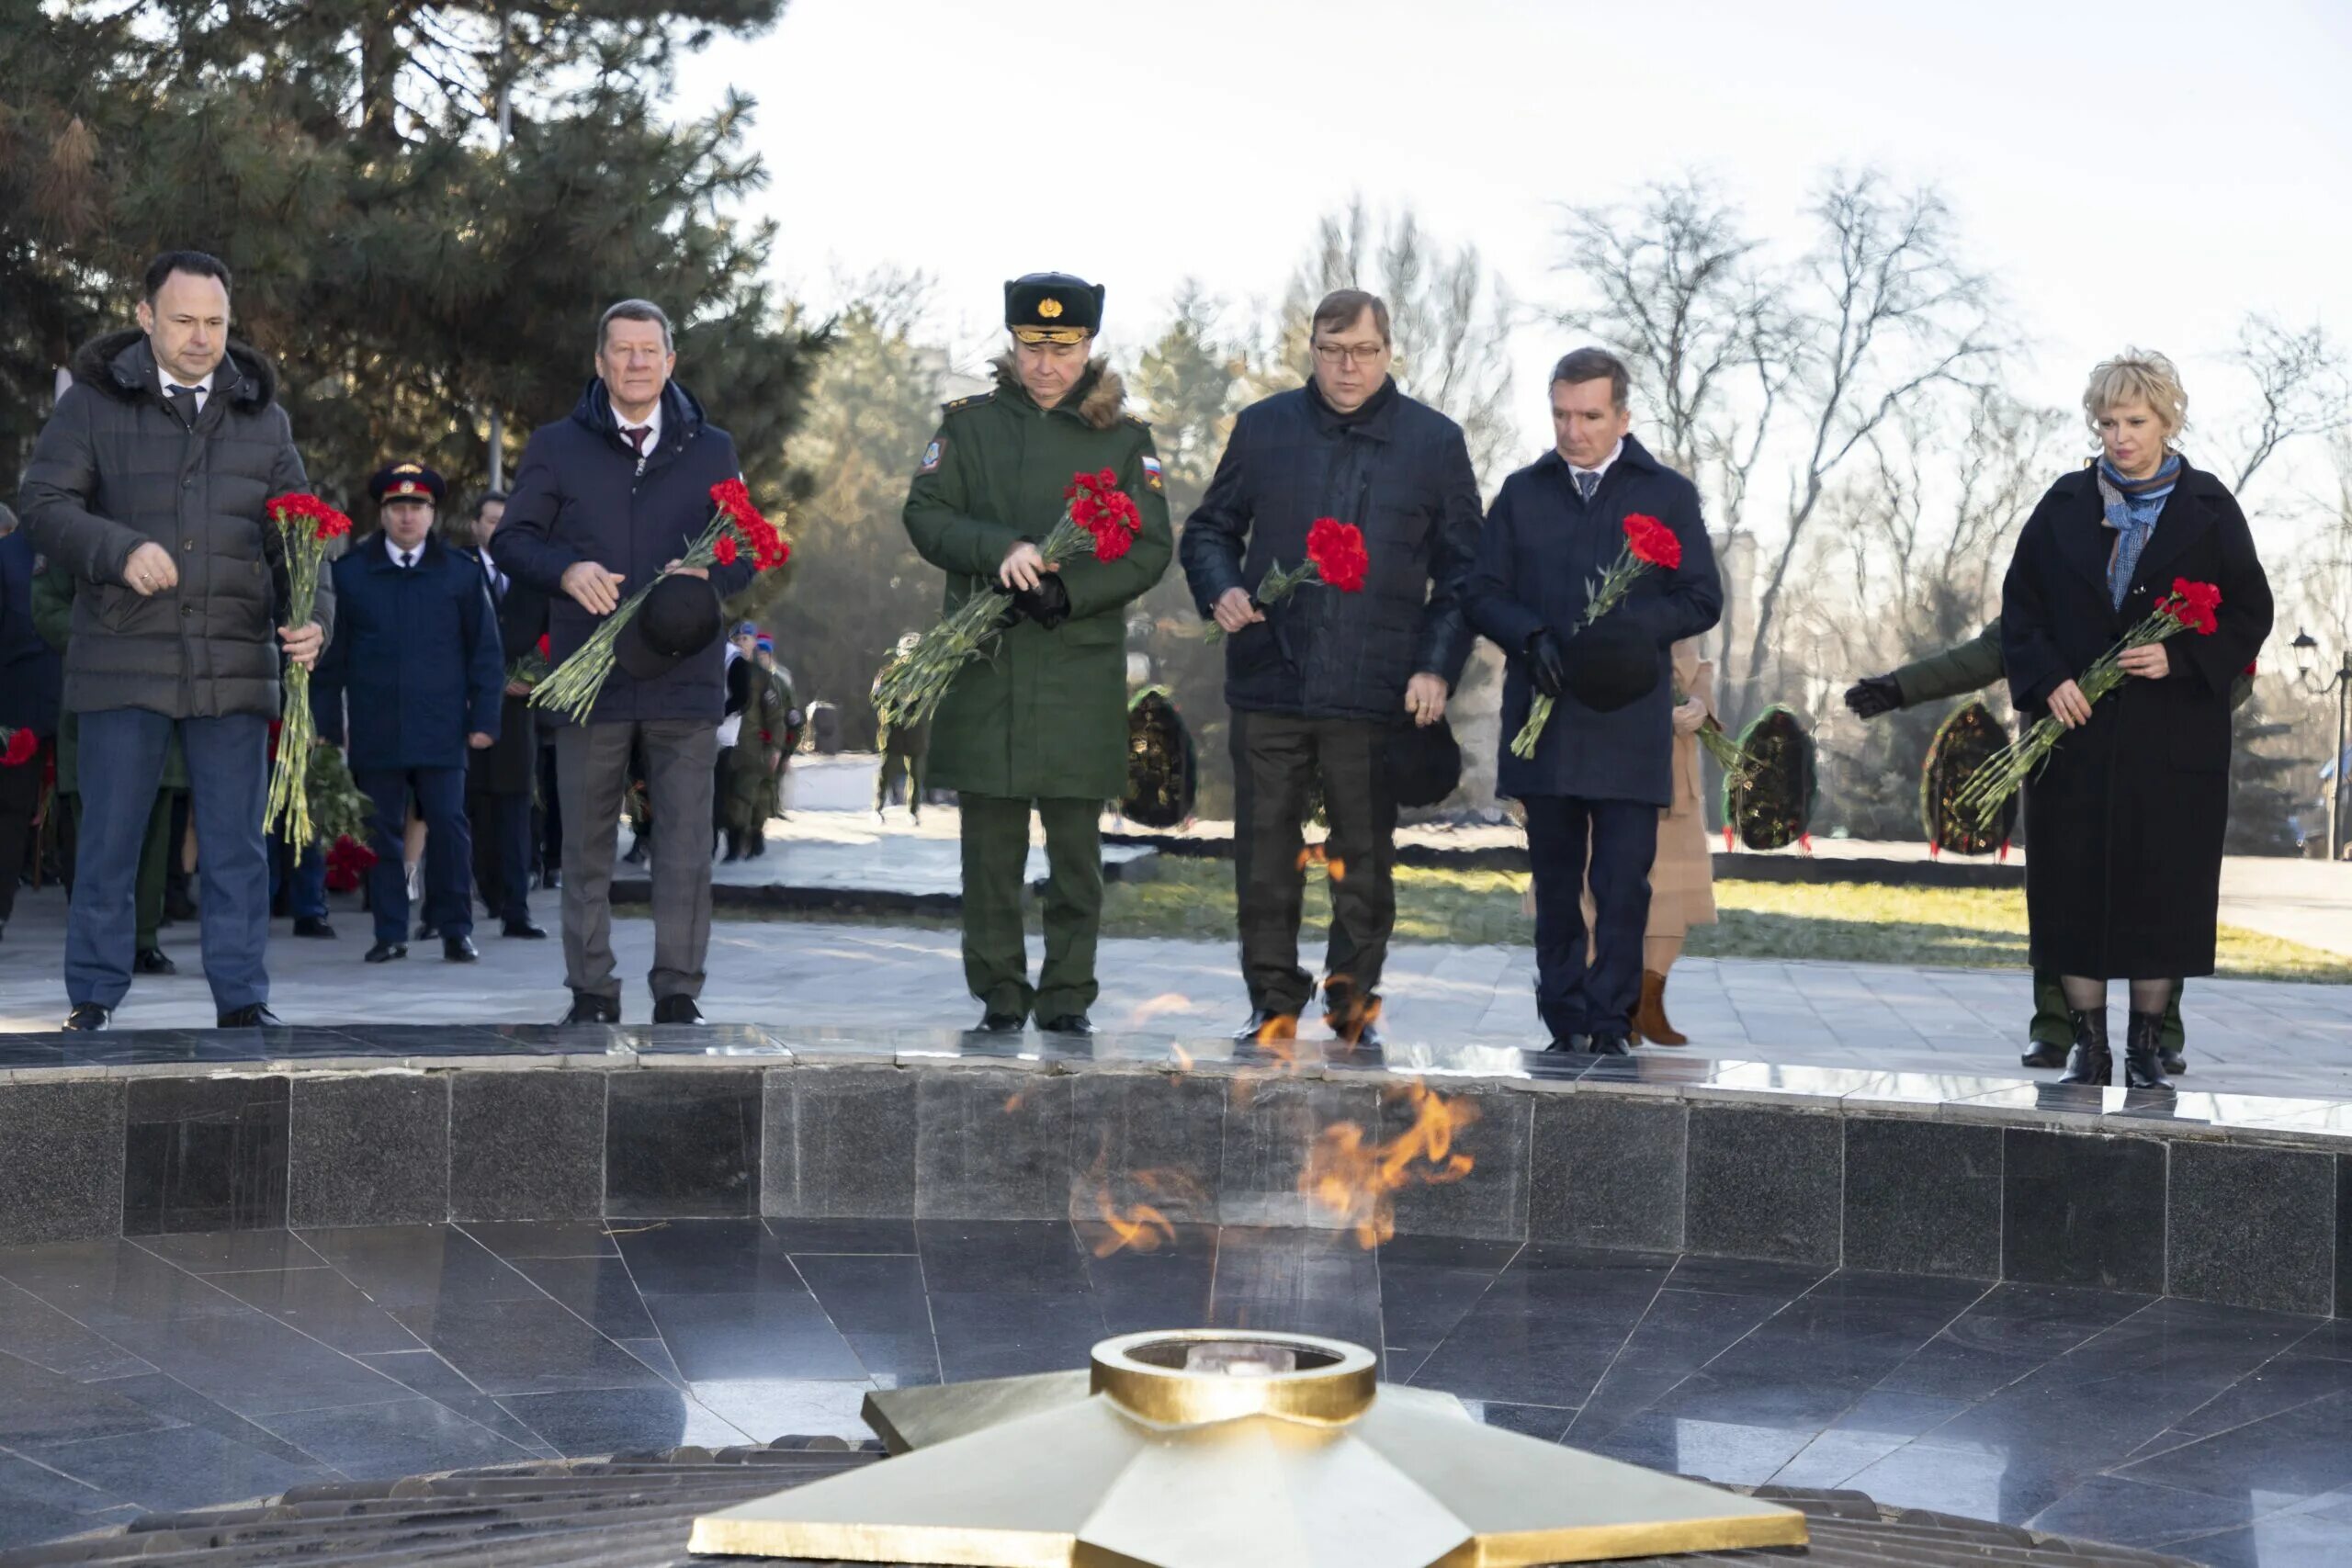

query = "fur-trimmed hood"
[
  {"left": 71, "top": 327, "right": 280, "bottom": 410},
  {"left": 989, "top": 354, "right": 1128, "bottom": 430}
]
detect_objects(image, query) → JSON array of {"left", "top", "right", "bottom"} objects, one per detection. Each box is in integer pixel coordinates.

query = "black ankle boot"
[
  {"left": 2058, "top": 1009, "right": 2111, "bottom": 1087},
  {"left": 2123, "top": 1011, "right": 2174, "bottom": 1092}
]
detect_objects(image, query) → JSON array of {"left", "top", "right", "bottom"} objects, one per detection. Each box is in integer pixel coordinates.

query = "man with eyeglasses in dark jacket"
[{"left": 1180, "top": 288, "right": 1483, "bottom": 1047}]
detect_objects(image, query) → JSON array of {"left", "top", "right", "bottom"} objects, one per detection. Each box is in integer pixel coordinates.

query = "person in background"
[
  {"left": 1179, "top": 288, "right": 1482, "bottom": 1047},
  {"left": 872, "top": 633, "right": 928, "bottom": 824},
  {"left": 17, "top": 249, "right": 329, "bottom": 1031},
  {"left": 454, "top": 488, "right": 548, "bottom": 937},
  {"left": 716, "top": 620, "right": 756, "bottom": 861},
  {"left": 311, "top": 462, "right": 503, "bottom": 964},
  {"left": 0, "top": 505, "right": 62, "bottom": 945},
  {"left": 1464, "top": 347, "right": 1723, "bottom": 1056},
  {"left": 901, "top": 272, "right": 1173, "bottom": 1036},
  {"left": 1998, "top": 349, "right": 2270, "bottom": 1090},
  {"left": 756, "top": 640, "right": 802, "bottom": 847},
  {"left": 493, "top": 298, "right": 755, "bottom": 1025},
  {"left": 1623, "top": 641, "right": 1719, "bottom": 1044},
  {"left": 723, "top": 627, "right": 790, "bottom": 858},
  {"left": 1843, "top": 615, "right": 2252, "bottom": 1076}
]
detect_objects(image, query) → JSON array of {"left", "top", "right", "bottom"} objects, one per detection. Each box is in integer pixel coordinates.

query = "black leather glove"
[
  {"left": 1843, "top": 674, "right": 1901, "bottom": 720},
  {"left": 1011, "top": 573, "right": 1071, "bottom": 630},
  {"left": 1525, "top": 629, "right": 1568, "bottom": 702}
]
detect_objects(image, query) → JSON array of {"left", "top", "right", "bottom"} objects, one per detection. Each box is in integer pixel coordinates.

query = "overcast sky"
[{"left": 674, "top": 0, "right": 2352, "bottom": 510}]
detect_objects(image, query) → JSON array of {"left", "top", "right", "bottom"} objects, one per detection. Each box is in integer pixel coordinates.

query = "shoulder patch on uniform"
[
  {"left": 1139, "top": 453, "right": 1163, "bottom": 491},
  {"left": 1123, "top": 412, "right": 1151, "bottom": 429},
  {"left": 918, "top": 438, "right": 944, "bottom": 475},
  {"left": 942, "top": 391, "right": 994, "bottom": 415}
]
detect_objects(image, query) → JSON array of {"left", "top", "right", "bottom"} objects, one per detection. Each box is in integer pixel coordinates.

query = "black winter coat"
[
  {"left": 457, "top": 543, "right": 545, "bottom": 795},
  {"left": 2001, "top": 461, "right": 2272, "bottom": 978},
  {"left": 311, "top": 535, "right": 504, "bottom": 773},
  {"left": 18, "top": 330, "right": 324, "bottom": 719},
  {"left": 1464, "top": 438, "right": 1723, "bottom": 806},
  {"left": 491, "top": 378, "right": 752, "bottom": 725},
  {"left": 1179, "top": 378, "right": 1481, "bottom": 721}
]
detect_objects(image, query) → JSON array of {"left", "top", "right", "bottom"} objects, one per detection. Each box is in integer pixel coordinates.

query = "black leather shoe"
[
  {"left": 364, "top": 942, "right": 408, "bottom": 964},
  {"left": 540, "top": 868, "right": 561, "bottom": 890},
  {"left": 1585, "top": 1032, "right": 1634, "bottom": 1056},
  {"left": 62, "top": 1003, "right": 111, "bottom": 1032},
  {"left": 291, "top": 916, "right": 336, "bottom": 940},
  {"left": 560, "top": 991, "right": 622, "bottom": 1025},
  {"left": 1232, "top": 1009, "right": 1299, "bottom": 1043},
  {"left": 1036, "top": 1013, "right": 1094, "bottom": 1036},
  {"left": 2123, "top": 1011, "right": 2174, "bottom": 1093},
  {"left": 217, "top": 1005, "right": 281, "bottom": 1029},
  {"left": 1543, "top": 1033, "right": 1589, "bottom": 1054},
  {"left": 415, "top": 920, "right": 438, "bottom": 941},
  {"left": 974, "top": 1010, "right": 1025, "bottom": 1034},
  {"left": 2021, "top": 1039, "right": 2067, "bottom": 1070},
  {"left": 1324, "top": 1014, "right": 1383, "bottom": 1049},
  {"left": 2058, "top": 1008, "right": 2111, "bottom": 1086},
  {"left": 2162, "top": 1045, "right": 2187, "bottom": 1077},
  {"left": 502, "top": 919, "right": 547, "bottom": 939},
  {"left": 443, "top": 935, "right": 479, "bottom": 963},
  {"left": 133, "top": 947, "right": 177, "bottom": 976},
  {"left": 652, "top": 995, "right": 705, "bottom": 1024}
]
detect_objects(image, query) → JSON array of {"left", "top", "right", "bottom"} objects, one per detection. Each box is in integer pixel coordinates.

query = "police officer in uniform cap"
[
  {"left": 902, "top": 273, "right": 1172, "bottom": 1034},
  {"left": 312, "top": 461, "right": 505, "bottom": 964}
]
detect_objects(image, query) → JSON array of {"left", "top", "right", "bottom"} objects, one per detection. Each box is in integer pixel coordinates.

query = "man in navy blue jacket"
[
  {"left": 1179, "top": 289, "right": 1483, "bottom": 1047},
  {"left": 491, "top": 299, "right": 753, "bottom": 1024},
  {"left": 1465, "top": 350, "right": 1723, "bottom": 1055},
  {"left": 312, "top": 463, "right": 504, "bottom": 964}
]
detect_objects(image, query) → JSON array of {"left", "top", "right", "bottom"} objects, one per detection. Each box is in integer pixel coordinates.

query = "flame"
[
  {"left": 1075, "top": 1134, "right": 1204, "bottom": 1258},
  {"left": 1002, "top": 1089, "right": 1027, "bottom": 1112},
  {"left": 1252, "top": 1012, "right": 1299, "bottom": 1047},
  {"left": 1170, "top": 1042, "right": 1194, "bottom": 1072},
  {"left": 1300, "top": 1079, "right": 1478, "bottom": 1247},
  {"left": 1326, "top": 855, "right": 1347, "bottom": 883},
  {"left": 1127, "top": 992, "right": 1193, "bottom": 1025}
]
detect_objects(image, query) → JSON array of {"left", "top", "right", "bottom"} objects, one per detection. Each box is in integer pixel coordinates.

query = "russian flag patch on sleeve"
[{"left": 1140, "top": 453, "right": 1163, "bottom": 491}]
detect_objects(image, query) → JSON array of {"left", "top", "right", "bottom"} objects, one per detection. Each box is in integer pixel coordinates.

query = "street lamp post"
[{"left": 2293, "top": 629, "right": 2352, "bottom": 862}]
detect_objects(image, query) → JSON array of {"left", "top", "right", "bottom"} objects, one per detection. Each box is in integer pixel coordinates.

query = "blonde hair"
[{"left": 2083, "top": 349, "right": 2188, "bottom": 441}]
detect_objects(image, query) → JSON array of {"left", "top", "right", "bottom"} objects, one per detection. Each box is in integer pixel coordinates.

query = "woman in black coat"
[{"left": 2000, "top": 350, "right": 2271, "bottom": 1090}]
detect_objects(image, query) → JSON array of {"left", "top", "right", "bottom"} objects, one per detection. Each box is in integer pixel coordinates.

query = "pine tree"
[{"left": 1, "top": 1, "right": 822, "bottom": 504}]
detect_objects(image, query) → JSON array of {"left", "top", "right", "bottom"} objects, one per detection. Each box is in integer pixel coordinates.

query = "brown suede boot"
[{"left": 1631, "top": 970, "right": 1686, "bottom": 1045}]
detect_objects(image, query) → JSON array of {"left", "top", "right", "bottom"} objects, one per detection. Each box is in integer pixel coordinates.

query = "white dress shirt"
[
  {"left": 384, "top": 535, "right": 423, "bottom": 570},
  {"left": 161, "top": 368, "right": 215, "bottom": 413},
  {"left": 617, "top": 400, "right": 662, "bottom": 462},
  {"left": 1570, "top": 436, "right": 1624, "bottom": 497}
]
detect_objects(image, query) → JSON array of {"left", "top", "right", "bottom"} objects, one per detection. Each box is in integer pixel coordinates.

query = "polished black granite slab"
[{"left": 0, "top": 1219, "right": 2343, "bottom": 1564}]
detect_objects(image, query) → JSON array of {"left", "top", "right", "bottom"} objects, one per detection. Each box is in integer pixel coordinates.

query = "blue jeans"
[
  {"left": 356, "top": 765, "right": 472, "bottom": 945},
  {"left": 70, "top": 708, "right": 270, "bottom": 1012},
  {"left": 1524, "top": 795, "right": 1658, "bottom": 1042}
]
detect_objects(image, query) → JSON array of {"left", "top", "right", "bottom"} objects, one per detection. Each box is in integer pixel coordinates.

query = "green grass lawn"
[{"left": 698, "top": 858, "right": 2352, "bottom": 984}]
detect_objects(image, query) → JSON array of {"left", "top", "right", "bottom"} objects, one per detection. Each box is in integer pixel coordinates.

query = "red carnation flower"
[
  {"left": 0, "top": 728, "right": 36, "bottom": 768},
  {"left": 267, "top": 492, "right": 353, "bottom": 541},
  {"left": 537, "top": 633, "right": 551, "bottom": 659},
  {"left": 1306, "top": 517, "right": 1370, "bottom": 593},
  {"left": 2160, "top": 577, "right": 2222, "bottom": 637},
  {"left": 713, "top": 534, "right": 739, "bottom": 566},
  {"left": 1623, "top": 513, "right": 1681, "bottom": 570}
]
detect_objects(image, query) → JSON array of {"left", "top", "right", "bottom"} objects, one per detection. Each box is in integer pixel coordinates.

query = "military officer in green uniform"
[
  {"left": 1846, "top": 618, "right": 2252, "bottom": 1075},
  {"left": 901, "top": 273, "right": 1173, "bottom": 1034}
]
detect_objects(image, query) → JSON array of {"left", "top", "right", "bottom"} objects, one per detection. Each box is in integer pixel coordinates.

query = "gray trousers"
[{"left": 555, "top": 718, "right": 718, "bottom": 1003}]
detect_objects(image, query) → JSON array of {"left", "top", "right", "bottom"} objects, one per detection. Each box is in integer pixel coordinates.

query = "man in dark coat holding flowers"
[
  {"left": 1179, "top": 288, "right": 1483, "bottom": 1047},
  {"left": 1464, "top": 349, "right": 1722, "bottom": 1055},
  {"left": 493, "top": 299, "right": 754, "bottom": 1025},
  {"left": 901, "top": 273, "right": 1172, "bottom": 1037}
]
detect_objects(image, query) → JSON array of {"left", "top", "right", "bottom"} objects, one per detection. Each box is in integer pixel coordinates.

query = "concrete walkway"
[{"left": 4, "top": 882, "right": 2347, "bottom": 1100}]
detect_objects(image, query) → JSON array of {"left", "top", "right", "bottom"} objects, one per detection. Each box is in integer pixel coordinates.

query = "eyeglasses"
[{"left": 1313, "top": 341, "right": 1389, "bottom": 367}]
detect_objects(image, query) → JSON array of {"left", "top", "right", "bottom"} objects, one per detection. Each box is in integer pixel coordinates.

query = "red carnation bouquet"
[
  {"left": 874, "top": 468, "right": 1142, "bottom": 730},
  {"left": 1204, "top": 516, "right": 1369, "bottom": 642},
  {"left": 532, "top": 479, "right": 790, "bottom": 724},
  {"left": 1954, "top": 577, "right": 2223, "bottom": 828},
  {"left": 1510, "top": 513, "right": 1682, "bottom": 760},
  {"left": 263, "top": 492, "right": 353, "bottom": 846},
  {"left": 0, "top": 727, "right": 36, "bottom": 768}
]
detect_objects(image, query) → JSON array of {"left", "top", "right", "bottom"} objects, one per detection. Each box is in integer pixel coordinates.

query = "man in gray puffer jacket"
[{"left": 18, "top": 250, "right": 329, "bottom": 1031}]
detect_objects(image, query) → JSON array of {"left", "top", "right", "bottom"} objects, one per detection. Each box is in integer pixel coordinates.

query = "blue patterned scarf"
[{"left": 2097, "top": 454, "right": 2181, "bottom": 609}]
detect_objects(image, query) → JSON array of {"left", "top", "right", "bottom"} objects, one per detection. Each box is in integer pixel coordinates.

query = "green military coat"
[{"left": 901, "top": 359, "right": 1172, "bottom": 800}]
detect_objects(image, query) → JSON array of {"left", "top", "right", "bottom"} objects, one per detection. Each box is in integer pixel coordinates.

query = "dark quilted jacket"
[{"left": 17, "top": 329, "right": 323, "bottom": 719}]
